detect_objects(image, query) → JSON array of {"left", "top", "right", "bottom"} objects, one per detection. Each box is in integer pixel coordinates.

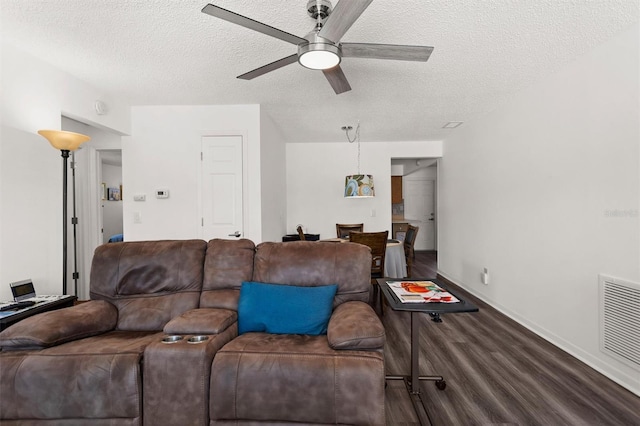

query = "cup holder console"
[
  {"left": 160, "top": 335, "right": 210, "bottom": 344},
  {"left": 187, "top": 335, "right": 209, "bottom": 344},
  {"left": 161, "top": 335, "right": 184, "bottom": 344}
]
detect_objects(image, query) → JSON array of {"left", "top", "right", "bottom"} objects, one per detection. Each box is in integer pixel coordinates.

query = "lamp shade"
[
  {"left": 344, "top": 174, "right": 375, "bottom": 198},
  {"left": 38, "top": 130, "right": 90, "bottom": 151}
]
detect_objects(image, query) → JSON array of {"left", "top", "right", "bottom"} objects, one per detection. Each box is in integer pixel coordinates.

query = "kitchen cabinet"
[{"left": 391, "top": 176, "right": 403, "bottom": 204}]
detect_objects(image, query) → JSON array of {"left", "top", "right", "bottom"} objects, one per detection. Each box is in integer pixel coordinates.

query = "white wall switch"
[
  {"left": 134, "top": 212, "right": 142, "bottom": 224},
  {"left": 133, "top": 194, "right": 146, "bottom": 201}
]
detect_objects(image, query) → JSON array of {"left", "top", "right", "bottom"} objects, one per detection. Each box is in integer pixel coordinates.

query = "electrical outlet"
[{"left": 482, "top": 268, "right": 489, "bottom": 285}]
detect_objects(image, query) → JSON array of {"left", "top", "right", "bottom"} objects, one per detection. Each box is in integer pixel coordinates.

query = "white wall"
[
  {"left": 286, "top": 141, "right": 442, "bottom": 239},
  {"left": 0, "top": 43, "right": 130, "bottom": 301},
  {"left": 260, "top": 110, "right": 287, "bottom": 242},
  {"left": 123, "top": 105, "right": 264, "bottom": 242},
  {"left": 438, "top": 23, "right": 639, "bottom": 394},
  {"left": 1, "top": 43, "right": 130, "bottom": 137}
]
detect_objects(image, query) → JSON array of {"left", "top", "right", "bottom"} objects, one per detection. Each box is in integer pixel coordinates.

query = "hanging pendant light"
[
  {"left": 343, "top": 123, "right": 375, "bottom": 198},
  {"left": 344, "top": 174, "right": 375, "bottom": 197}
]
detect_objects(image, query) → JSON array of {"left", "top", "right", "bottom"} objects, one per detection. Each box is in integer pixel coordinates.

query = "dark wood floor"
[{"left": 383, "top": 251, "right": 640, "bottom": 425}]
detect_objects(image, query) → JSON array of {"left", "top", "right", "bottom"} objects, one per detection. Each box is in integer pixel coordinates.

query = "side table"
[
  {"left": 378, "top": 278, "right": 479, "bottom": 426},
  {"left": 0, "top": 296, "right": 77, "bottom": 331}
]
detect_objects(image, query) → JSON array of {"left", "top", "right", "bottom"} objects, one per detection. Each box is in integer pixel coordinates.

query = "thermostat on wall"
[{"left": 156, "top": 189, "right": 169, "bottom": 199}]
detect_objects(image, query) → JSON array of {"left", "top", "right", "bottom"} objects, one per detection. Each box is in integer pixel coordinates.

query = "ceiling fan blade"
[
  {"left": 202, "top": 4, "right": 307, "bottom": 45},
  {"left": 341, "top": 43, "right": 434, "bottom": 61},
  {"left": 237, "top": 54, "right": 299, "bottom": 80},
  {"left": 318, "top": 0, "right": 373, "bottom": 43},
  {"left": 323, "top": 65, "right": 352, "bottom": 94}
]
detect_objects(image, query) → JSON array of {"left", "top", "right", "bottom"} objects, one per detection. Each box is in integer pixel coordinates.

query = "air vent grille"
[{"left": 599, "top": 275, "right": 640, "bottom": 369}]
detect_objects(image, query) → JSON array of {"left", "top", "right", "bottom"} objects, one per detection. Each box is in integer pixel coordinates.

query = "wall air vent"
[{"left": 599, "top": 275, "right": 640, "bottom": 369}]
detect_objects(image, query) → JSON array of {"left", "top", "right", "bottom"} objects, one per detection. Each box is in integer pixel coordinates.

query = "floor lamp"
[{"left": 38, "top": 130, "right": 90, "bottom": 295}]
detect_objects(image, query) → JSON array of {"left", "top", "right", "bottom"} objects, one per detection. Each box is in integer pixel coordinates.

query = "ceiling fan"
[{"left": 201, "top": 0, "right": 434, "bottom": 94}]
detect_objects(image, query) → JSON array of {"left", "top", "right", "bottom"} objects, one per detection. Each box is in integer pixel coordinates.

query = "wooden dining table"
[{"left": 321, "top": 238, "right": 407, "bottom": 279}]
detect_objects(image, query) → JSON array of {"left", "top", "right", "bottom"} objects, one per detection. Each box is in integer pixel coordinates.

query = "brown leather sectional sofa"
[{"left": 0, "top": 239, "right": 386, "bottom": 425}]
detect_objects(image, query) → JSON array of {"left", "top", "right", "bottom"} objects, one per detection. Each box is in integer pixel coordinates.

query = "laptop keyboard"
[{"left": 0, "top": 300, "right": 36, "bottom": 311}]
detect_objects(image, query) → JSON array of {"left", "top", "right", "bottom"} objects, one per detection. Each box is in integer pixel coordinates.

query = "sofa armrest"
[
  {"left": 327, "top": 301, "right": 385, "bottom": 350},
  {"left": 0, "top": 300, "right": 117, "bottom": 350},
  {"left": 163, "top": 308, "right": 237, "bottom": 335}
]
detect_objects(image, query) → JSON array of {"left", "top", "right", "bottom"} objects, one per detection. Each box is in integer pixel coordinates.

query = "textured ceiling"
[{"left": 1, "top": 0, "right": 638, "bottom": 143}]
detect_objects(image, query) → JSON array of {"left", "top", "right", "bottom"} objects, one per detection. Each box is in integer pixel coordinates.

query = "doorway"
[
  {"left": 390, "top": 158, "right": 438, "bottom": 251},
  {"left": 100, "top": 151, "right": 123, "bottom": 243}
]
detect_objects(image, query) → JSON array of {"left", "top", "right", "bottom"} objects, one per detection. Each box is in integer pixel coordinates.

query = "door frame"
[{"left": 198, "top": 131, "right": 249, "bottom": 240}]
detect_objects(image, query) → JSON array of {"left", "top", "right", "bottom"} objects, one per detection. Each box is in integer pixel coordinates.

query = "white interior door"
[
  {"left": 201, "top": 136, "right": 244, "bottom": 239},
  {"left": 403, "top": 179, "right": 435, "bottom": 250}
]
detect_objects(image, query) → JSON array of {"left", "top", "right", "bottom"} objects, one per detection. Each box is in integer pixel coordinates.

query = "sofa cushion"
[
  {"left": 0, "top": 300, "right": 117, "bottom": 350},
  {"left": 201, "top": 239, "right": 255, "bottom": 310},
  {"left": 0, "top": 331, "right": 161, "bottom": 423},
  {"left": 210, "top": 333, "right": 385, "bottom": 425},
  {"left": 238, "top": 282, "right": 337, "bottom": 335},
  {"left": 89, "top": 239, "right": 208, "bottom": 331}
]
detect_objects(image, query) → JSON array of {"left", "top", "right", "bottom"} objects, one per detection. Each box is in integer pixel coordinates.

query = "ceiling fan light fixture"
[{"left": 298, "top": 42, "right": 341, "bottom": 70}]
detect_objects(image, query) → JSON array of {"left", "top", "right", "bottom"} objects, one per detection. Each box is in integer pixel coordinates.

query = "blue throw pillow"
[{"left": 238, "top": 281, "right": 338, "bottom": 335}]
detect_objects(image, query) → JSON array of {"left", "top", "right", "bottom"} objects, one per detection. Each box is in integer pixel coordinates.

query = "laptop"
[{"left": 10, "top": 279, "right": 64, "bottom": 303}]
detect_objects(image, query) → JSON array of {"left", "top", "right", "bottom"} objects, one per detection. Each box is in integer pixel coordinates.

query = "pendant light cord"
[{"left": 343, "top": 122, "right": 361, "bottom": 174}]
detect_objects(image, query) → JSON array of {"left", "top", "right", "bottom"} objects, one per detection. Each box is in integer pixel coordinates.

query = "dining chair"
[
  {"left": 336, "top": 223, "right": 364, "bottom": 238},
  {"left": 296, "top": 225, "right": 306, "bottom": 241},
  {"left": 349, "top": 230, "right": 388, "bottom": 315},
  {"left": 403, "top": 225, "right": 419, "bottom": 277}
]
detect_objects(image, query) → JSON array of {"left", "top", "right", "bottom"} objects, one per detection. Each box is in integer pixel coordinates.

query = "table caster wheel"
[
  {"left": 435, "top": 380, "right": 446, "bottom": 390},
  {"left": 429, "top": 313, "right": 443, "bottom": 323}
]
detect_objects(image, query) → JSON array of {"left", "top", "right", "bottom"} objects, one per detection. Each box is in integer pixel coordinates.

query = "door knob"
[{"left": 228, "top": 231, "right": 241, "bottom": 238}]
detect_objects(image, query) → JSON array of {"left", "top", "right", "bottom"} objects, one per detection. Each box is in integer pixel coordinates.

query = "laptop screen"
[{"left": 10, "top": 279, "right": 36, "bottom": 301}]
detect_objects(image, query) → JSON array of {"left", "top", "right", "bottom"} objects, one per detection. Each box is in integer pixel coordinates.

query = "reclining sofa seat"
[
  {"left": 0, "top": 239, "right": 209, "bottom": 425},
  {"left": 206, "top": 241, "right": 386, "bottom": 425}
]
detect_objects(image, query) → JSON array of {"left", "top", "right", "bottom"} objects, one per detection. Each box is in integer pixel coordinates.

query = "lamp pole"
[
  {"left": 71, "top": 151, "right": 80, "bottom": 296},
  {"left": 61, "top": 149, "right": 70, "bottom": 295}
]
